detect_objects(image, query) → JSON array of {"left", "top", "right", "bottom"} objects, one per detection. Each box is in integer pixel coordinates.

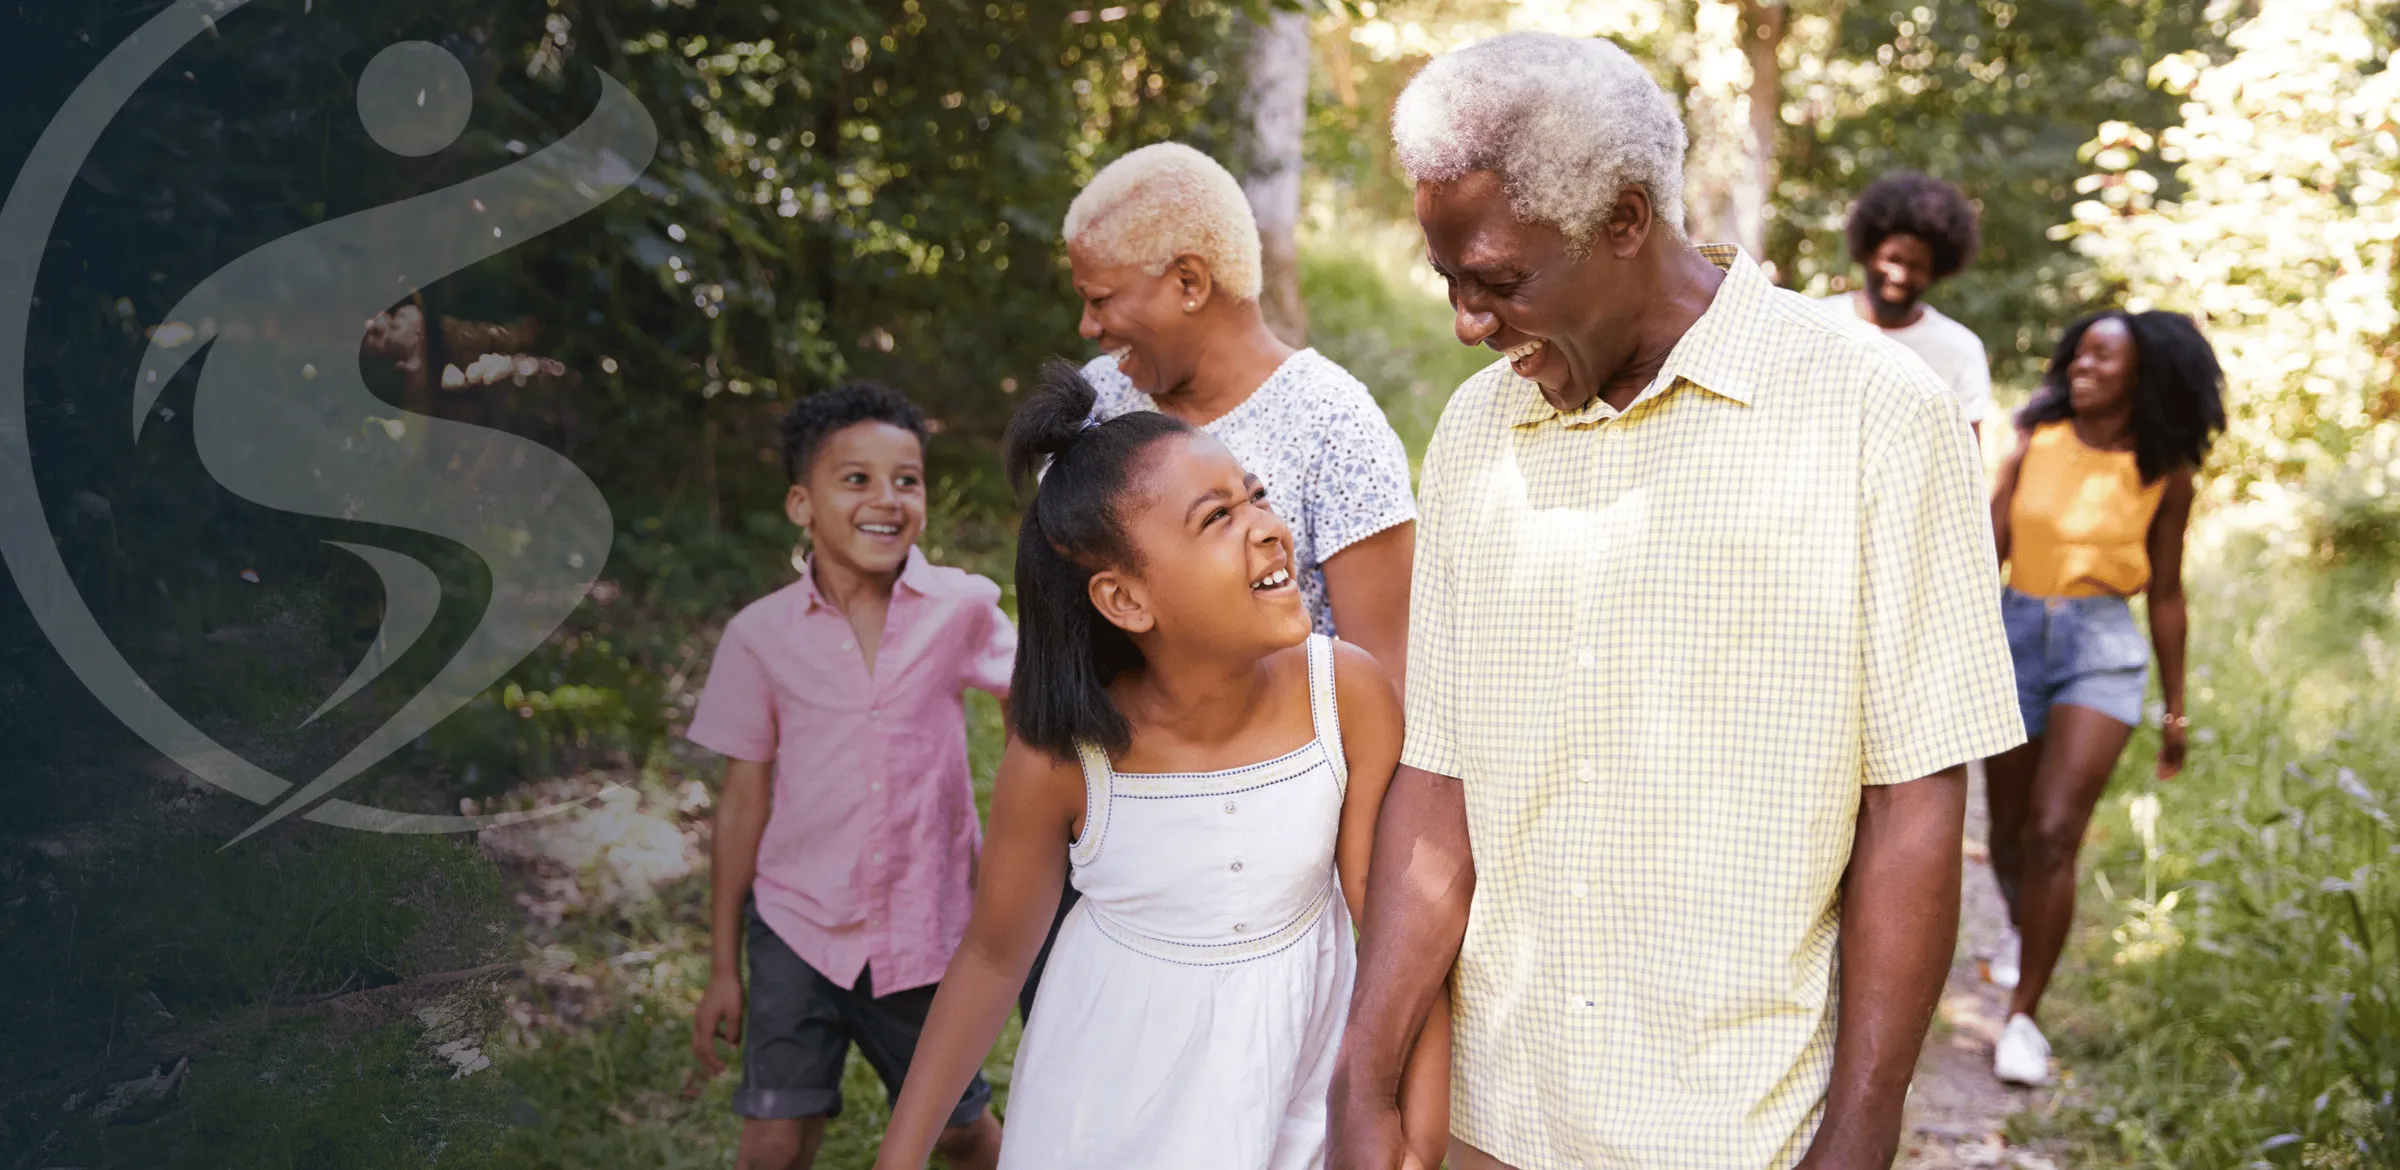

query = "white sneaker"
[
  {"left": 1988, "top": 927, "right": 2022, "bottom": 990},
  {"left": 1993, "top": 1012, "right": 2052, "bottom": 1086}
]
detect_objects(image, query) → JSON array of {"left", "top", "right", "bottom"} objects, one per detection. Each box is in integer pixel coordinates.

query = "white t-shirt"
[
  {"left": 1083, "top": 348, "right": 1416, "bottom": 638},
  {"left": 1821, "top": 295, "right": 1993, "bottom": 424}
]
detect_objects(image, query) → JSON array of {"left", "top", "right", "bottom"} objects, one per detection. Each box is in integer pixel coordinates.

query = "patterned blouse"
[{"left": 1083, "top": 349, "right": 1417, "bottom": 637}]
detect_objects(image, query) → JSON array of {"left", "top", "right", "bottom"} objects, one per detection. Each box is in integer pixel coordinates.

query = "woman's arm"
[
  {"left": 1323, "top": 523, "right": 1416, "bottom": 695},
  {"left": 1330, "top": 643, "right": 1449, "bottom": 1170},
  {"left": 1988, "top": 425, "right": 2033, "bottom": 568},
  {"left": 873, "top": 740, "right": 1083, "bottom": 1169},
  {"left": 2146, "top": 469, "right": 2197, "bottom": 779}
]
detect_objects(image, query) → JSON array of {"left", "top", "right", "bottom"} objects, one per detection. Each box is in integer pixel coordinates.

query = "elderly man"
[{"left": 1328, "top": 33, "right": 2023, "bottom": 1170}]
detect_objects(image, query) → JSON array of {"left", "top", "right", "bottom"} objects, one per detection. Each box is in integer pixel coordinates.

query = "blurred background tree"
[{"left": 2065, "top": 0, "right": 2400, "bottom": 550}]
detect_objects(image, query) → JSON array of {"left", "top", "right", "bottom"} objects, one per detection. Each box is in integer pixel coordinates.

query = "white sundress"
[{"left": 998, "top": 634, "right": 1356, "bottom": 1170}]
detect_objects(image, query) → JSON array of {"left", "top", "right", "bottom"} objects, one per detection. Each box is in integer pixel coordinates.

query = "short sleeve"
[
  {"left": 961, "top": 595, "right": 1017, "bottom": 698},
  {"left": 1397, "top": 409, "right": 1462, "bottom": 779},
  {"left": 1304, "top": 389, "right": 1418, "bottom": 562},
  {"left": 1859, "top": 384, "right": 2025, "bottom": 785},
  {"left": 1952, "top": 338, "right": 1994, "bottom": 425},
  {"left": 686, "top": 622, "right": 780, "bottom": 763}
]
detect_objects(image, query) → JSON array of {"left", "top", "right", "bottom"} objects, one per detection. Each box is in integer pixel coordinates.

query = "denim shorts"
[
  {"left": 735, "top": 901, "right": 991, "bottom": 1125},
  {"left": 2000, "top": 587, "right": 2150, "bottom": 737}
]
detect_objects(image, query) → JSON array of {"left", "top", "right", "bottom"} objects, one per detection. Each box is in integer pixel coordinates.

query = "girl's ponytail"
[{"left": 1001, "top": 360, "right": 1191, "bottom": 760}]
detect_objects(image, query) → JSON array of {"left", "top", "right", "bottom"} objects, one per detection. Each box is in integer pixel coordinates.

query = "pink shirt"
[{"left": 686, "top": 548, "right": 1015, "bottom": 994}]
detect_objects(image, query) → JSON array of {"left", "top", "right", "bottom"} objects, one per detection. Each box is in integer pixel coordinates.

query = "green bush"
[{"left": 2040, "top": 541, "right": 2400, "bottom": 1166}]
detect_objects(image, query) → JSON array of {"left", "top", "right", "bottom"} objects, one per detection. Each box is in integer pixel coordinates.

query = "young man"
[
  {"left": 1833, "top": 171, "right": 1994, "bottom": 442},
  {"left": 687, "top": 382, "right": 1011, "bottom": 1170}
]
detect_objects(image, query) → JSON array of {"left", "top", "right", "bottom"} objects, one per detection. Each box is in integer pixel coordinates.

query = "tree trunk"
[
  {"left": 1735, "top": 0, "right": 1788, "bottom": 261},
  {"left": 1238, "top": 8, "right": 1309, "bottom": 347}
]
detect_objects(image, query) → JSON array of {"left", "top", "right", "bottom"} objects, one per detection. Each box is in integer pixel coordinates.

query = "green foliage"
[
  {"left": 556, "top": 0, "right": 1251, "bottom": 489},
  {"left": 89, "top": 1022, "right": 518, "bottom": 1170},
  {"left": 1299, "top": 233, "right": 1493, "bottom": 462},
  {"left": 1769, "top": 0, "right": 2225, "bottom": 387},
  {"left": 2036, "top": 546, "right": 2400, "bottom": 1165},
  {"left": 492, "top": 995, "right": 1020, "bottom": 1170},
  {"left": 2060, "top": 0, "right": 2400, "bottom": 536},
  {"left": 0, "top": 827, "right": 500, "bottom": 1034}
]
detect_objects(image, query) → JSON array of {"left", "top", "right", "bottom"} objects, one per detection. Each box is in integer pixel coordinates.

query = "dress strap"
[
  {"left": 1305, "top": 634, "right": 1348, "bottom": 795},
  {"left": 1068, "top": 739, "right": 1112, "bottom": 869}
]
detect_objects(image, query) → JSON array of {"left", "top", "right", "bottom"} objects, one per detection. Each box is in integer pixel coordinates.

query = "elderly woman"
[
  {"left": 1062, "top": 143, "right": 1418, "bottom": 683},
  {"left": 1013, "top": 143, "right": 1437, "bottom": 1155},
  {"left": 1328, "top": 32, "right": 2022, "bottom": 1170}
]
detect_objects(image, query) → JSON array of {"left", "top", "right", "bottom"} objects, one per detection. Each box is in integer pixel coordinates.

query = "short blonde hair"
[
  {"left": 1063, "top": 142, "right": 1263, "bottom": 301},
  {"left": 1393, "top": 33, "right": 1688, "bottom": 248}
]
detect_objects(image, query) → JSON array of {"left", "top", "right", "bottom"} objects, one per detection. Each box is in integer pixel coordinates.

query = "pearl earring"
[{"left": 1184, "top": 301, "right": 1197, "bottom": 311}]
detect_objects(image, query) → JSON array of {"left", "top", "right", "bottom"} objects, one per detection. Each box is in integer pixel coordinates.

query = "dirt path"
[{"left": 1895, "top": 762, "right": 2063, "bottom": 1169}]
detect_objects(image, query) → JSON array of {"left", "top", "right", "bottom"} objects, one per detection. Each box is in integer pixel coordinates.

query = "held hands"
[
  {"left": 691, "top": 970, "right": 744, "bottom": 1077},
  {"left": 1327, "top": 1068, "right": 1413, "bottom": 1170},
  {"left": 2157, "top": 712, "right": 2189, "bottom": 780}
]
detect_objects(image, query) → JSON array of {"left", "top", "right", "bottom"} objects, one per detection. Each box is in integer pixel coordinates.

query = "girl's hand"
[
  {"left": 2157, "top": 714, "right": 2188, "bottom": 780},
  {"left": 691, "top": 971, "right": 745, "bottom": 1076}
]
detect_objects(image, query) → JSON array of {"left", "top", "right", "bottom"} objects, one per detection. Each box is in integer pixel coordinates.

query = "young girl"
[{"left": 872, "top": 363, "right": 1448, "bottom": 1169}]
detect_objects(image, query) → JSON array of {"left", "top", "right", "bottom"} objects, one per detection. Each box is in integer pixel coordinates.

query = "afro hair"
[{"left": 1846, "top": 172, "right": 1981, "bottom": 278}]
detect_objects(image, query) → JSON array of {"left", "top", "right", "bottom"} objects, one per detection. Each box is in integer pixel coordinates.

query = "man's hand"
[
  {"left": 1327, "top": 1068, "right": 1412, "bottom": 1170},
  {"left": 691, "top": 971, "right": 744, "bottom": 1077},
  {"left": 1328, "top": 765, "right": 1474, "bottom": 1169}
]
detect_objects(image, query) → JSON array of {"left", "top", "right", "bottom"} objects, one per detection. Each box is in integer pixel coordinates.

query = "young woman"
[
  {"left": 1983, "top": 310, "right": 2226, "bottom": 1086},
  {"left": 873, "top": 363, "right": 1448, "bottom": 1170}
]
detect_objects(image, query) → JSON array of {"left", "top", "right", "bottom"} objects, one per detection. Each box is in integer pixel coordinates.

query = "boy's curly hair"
[
  {"left": 778, "top": 381, "right": 929, "bottom": 484},
  {"left": 1846, "top": 172, "right": 1981, "bottom": 279}
]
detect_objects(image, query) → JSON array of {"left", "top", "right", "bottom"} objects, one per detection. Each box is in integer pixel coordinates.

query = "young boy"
[{"left": 688, "top": 381, "right": 1011, "bottom": 1170}]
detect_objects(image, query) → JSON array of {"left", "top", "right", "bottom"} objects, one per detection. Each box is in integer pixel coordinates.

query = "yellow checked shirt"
[{"left": 1405, "top": 246, "right": 2024, "bottom": 1169}]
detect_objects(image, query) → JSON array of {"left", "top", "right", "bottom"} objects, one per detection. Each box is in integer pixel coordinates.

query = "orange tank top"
[{"left": 2007, "top": 421, "right": 2164, "bottom": 598}]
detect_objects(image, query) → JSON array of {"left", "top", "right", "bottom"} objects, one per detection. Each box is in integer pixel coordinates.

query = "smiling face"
[
  {"left": 1088, "top": 432, "right": 1308, "bottom": 657},
  {"left": 2067, "top": 315, "right": 2138, "bottom": 417},
  {"left": 1863, "top": 232, "right": 1935, "bottom": 325},
  {"left": 1070, "top": 242, "right": 1209, "bottom": 396},
  {"left": 786, "top": 420, "right": 927, "bottom": 578},
  {"left": 1415, "top": 170, "right": 1647, "bottom": 413}
]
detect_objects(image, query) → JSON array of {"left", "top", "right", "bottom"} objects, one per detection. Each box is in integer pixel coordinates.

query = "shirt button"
[
  {"left": 1569, "top": 880, "right": 1589, "bottom": 899},
  {"left": 1576, "top": 649, "right": 1596, "bottom": 668},
  {"left": 1230, "top": 860, "right": 1244, "bottom": 873},
  {"left": 1574, "top": 759, "right": 1596, "bottom": 784},
  {"left": 1233, "top": 922, "right": 1249, "bottom": 933},
  {"left": 842, "top": 639, "right": 854, "bottom": 650},
  {"left": 871, "top": 781, "right": 883, "bottom": 793},
  {"left": 872, "top": 851, "right": 885, "bottom": 863},
  {"left": 1223, "top": 800, "right": 1237, "bottom": 814}
]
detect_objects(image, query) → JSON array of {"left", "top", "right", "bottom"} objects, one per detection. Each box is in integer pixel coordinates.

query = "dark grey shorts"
[{"left": 735, "top": 902, "right": 992, "bottom": 1126}]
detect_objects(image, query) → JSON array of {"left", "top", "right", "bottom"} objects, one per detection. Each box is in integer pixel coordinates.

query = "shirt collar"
[
  {"left": 1504, "top": 242, "right": 1765, "bottom": 430},
  {"left": 798, "top": 545, "right": 930, "bottom": 613}
]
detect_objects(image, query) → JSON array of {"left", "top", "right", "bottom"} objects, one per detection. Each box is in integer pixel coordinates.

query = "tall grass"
[{"left": 2041, "top": 533, "right": 2400, "bottom": 1166}]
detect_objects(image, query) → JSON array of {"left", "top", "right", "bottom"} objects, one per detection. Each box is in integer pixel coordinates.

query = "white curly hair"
[
  {"left": 1063, "top": 142, "right": 1263, "bottom": 302},
  {"left": 1392, "top": 32, "right": 1688, "bottom": 249}
]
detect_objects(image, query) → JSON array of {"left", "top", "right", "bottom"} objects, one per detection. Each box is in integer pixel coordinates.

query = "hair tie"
[{"left": 1078, "top": 416, "right": 1102, "bottom": 434}]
